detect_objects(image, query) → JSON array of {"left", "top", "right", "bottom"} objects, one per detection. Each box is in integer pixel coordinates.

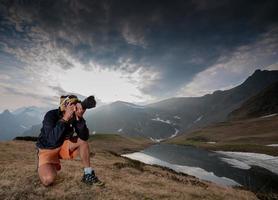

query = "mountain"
[
  {"left": 0, "top": 106, "right": 51, "bottom": 140},
  {"left": 0, "top": 109, "right": 26, "bottom": 140},
  {"left": 228, "top": 81, "right": 278, "bottom": 120},
  {"left": 86, "top": 101, "right": 179, "bottom": 141},
  {"left": 4, "top": 69, "right": 278, "bottom": 141},
  {"left": 21, "top": 124, "right": 42, "bottom": 137},
  {"left": 86, "top": 69, "right": 278, "bottom": 140},
  {"left": 145, "top": 69, "right": 278, "bottom": 134},
  {"left": 12, "top": 106, "right": 47, "bottom": 129}
]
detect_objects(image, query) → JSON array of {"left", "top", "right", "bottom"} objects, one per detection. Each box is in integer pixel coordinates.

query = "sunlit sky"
[{"left": 0, "top": 0, "right": 278, "bottom": 111}]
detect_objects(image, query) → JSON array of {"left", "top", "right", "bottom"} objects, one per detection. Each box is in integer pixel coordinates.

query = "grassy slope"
[
  {"left": 228, "top": 81, "right": 278, "bottom": 120},
  {"left": 0, "top": 134, "right": 257, "bottom": 200},
  {"left": 167, "top": 115, "right": 278, "bottom": 156}
]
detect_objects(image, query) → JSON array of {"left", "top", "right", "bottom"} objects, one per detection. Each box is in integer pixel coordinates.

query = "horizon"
[
  {"left": 1, "top": 0, "right": 278, "bottom": 111},
  {"left": 0, "top": 68, "right": 277, "bottom": 114}
]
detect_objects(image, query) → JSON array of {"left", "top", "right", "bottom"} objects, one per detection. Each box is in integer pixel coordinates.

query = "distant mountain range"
[
  {"left": 85, "top": 69, "right": 278, "bottom": 140},
  {"left": 1, "top": 69, "right": 278, "bottom": 141},
  {"left": 0, "top": 106, "right": 51, "bottom": 140}
]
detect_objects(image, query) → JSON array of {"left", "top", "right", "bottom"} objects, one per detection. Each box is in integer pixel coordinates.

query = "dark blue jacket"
[{"left": 36, "top": 108, "right": 89, "bottom": 149}]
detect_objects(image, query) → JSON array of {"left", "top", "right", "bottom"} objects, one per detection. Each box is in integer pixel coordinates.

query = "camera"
[{"left": 81, "top": 95, "right": 96, "bottom": 109}]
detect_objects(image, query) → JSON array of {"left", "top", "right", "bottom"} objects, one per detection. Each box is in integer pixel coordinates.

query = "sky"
[{"left": 0, "top": 0, "right": 278, "bottom": 111}]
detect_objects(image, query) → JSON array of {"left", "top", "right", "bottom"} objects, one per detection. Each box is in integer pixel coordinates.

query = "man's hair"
[{"left": 59, "top": 94, "right": 81, "bottom": 111}]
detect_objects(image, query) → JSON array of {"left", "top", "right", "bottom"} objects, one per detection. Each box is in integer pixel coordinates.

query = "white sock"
[{"left": 84, "top": 167, "right": 93, "bottom": 175}]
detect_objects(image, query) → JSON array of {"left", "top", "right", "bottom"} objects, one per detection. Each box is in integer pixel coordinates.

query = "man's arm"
[
  {"left": 42, "top": 111, "right": 68, "bottom": 146},
  {"left": 73, "top": 117, "right": 89, "bottom": 141}
]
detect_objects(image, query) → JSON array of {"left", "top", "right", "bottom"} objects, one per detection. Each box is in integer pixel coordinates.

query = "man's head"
[
  {"left": 59, "top": 95, "right": 96, "bottom": 112},
  {"left": 59, "top": 95, "right": 81, "bottom": 112}
]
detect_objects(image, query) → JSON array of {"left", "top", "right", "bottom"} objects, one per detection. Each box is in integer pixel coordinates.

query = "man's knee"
[
  {"left": 78, "top": 138, "right": 89, "bottom": 147},
  {"left": 41, "top": 174, "right": 56, "bottom": 186},
  {"left": 38, "top": 165, "right": 57, "bottom": 186}
]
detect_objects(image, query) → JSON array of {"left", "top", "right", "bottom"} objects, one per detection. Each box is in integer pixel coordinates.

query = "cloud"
[
  {"left": 121, "top": 21, "right": 147, "bottom": 47},
  {"left": 0, "top": 0, "right": 278, "bottom": 109},
  {"left": 266, "top": 63, "right": 278, "bottom": 70},
  {"left": 178, "top": 26, "right": 278, "bottom": 96}
]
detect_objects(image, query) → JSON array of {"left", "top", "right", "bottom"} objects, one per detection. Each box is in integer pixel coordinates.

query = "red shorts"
[{"left": 37, "top": 136, "right": 79, "bottom": 171}]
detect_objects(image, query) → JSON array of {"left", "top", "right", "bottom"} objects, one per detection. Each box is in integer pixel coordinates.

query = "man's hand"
[
  {"left": 75, "top": 102, "right": 86, "bottom": 121},
  {"left": 62, "top": 102, "right": 76, "bottom": 122}
]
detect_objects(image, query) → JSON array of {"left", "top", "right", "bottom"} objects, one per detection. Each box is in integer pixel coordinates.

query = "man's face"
[{"left": 75, "top": 102, "right": 86, "bottom": 118}]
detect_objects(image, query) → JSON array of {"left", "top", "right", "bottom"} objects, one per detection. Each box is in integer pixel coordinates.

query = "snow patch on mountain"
[
  {"left": 169, "top": 128, "right": 179, "bottom": 139},
  {"left": 20, "top": 125, "right": 28, "bottom": 129},
  {"left": 149, "top": 137, "right": 164, "bottom": 143},
  {"left": 151, "top": 117, "right": 172, "bottom": 124},
  {"left": 266, "top": 144, "right": 278, "bottom": 147},
  {"left": 194, "top": 115, "right": 203, "bottom": 123},
  {"left": 260, "top": 113, "right": 277, "bottom": 118}
]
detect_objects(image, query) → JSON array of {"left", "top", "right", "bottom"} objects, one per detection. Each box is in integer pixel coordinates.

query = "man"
[{"left": 35, "top": 94, "right": 104, "bottom": 186}]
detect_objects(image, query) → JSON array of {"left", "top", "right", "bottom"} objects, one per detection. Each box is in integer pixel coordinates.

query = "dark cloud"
[{"left": 1, "top": 0, "right": 278, "bottom": 98}]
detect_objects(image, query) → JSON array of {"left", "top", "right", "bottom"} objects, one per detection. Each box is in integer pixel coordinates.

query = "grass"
[
  {"left": 0, "top": 134, "right": 258, "bottom": 200},
  {"left": 167, "top": 115, "right": 278, "bottom": 156},
  {"left": 88, "top": 133, "right": 153, "bottom": 154}
]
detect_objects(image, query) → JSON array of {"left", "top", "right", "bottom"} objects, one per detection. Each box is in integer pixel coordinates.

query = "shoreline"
[{"left": 165, "top": 140, "right": 278, "bottom": 156}]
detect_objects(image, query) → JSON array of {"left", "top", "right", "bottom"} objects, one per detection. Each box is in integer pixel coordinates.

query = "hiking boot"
[{"left": 81, "top": 172, "right": 105, "bottom": 186}]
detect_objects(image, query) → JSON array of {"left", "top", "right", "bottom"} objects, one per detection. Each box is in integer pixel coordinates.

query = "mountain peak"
[
  {"left": 111, "top": 100, "right": 129, "bottom": 106},
  {"left": 238, "top": 69, "right": 278, "bottom": 90},
  {"left": 2, "top": 109, "right": 11, "bottom": 114},
  {"left": 111, "top": 101, "right": 144, "bottom": 109},
  {"left": 249, "top": 69, "right": 277, "bottom": 78},
  {"left": 253, "top": 69, "right": 262, "bottom": 74}
]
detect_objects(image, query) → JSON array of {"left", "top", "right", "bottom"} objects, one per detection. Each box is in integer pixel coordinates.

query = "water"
[{"left": 122, "top": 143, "right": 278, "bottom": 194}]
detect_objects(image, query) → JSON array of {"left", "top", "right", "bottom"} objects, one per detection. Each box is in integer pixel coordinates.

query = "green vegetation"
[{"left": 167, "top": 115, "right": 278, "bottom": 156}]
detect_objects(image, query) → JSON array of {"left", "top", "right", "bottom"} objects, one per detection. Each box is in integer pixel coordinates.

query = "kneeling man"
[{"left": 36, "top": 95, "right": 104, "bottom": 186}]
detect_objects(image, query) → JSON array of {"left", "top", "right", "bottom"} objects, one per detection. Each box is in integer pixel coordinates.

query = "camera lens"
[{"left": 81, "top": 95, "right": 96, "bottom": 109}]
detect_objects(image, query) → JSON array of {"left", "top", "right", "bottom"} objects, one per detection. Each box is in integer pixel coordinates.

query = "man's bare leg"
[
  {"left": 69, "top": 137, "right": 104, "bottom": 185},
  {"left": 38, "top": 163, "right": 57, "bottom": 186},
  {"left": 69, "top": 138, "right": 90, "bottom": 167}
]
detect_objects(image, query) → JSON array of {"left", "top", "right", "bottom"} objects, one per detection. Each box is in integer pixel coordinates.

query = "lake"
[{"left": 122, "top": 143, "right": 278, "bottom": 194}]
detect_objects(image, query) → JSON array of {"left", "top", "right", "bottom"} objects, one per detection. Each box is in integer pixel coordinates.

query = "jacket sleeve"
[
  {"left": 73, "top": 117, "right": 89, "bottom": 141},
  {"left": 42, "top": 111, "right": 67, "bottom": 146}
]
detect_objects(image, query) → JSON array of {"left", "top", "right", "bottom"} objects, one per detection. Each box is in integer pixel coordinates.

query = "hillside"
[
  {"left": 85, "top": 69, "right": 278, "bottom": 140},
  {"left": 0, "top": 134, "right": 257, "bottom": 200},
  {"left": 147, "top": 69, "right": 278, "bottom": 130},
  {"left": 86, "top": 101, "right": 179, "bottom": 140},
  {"left": 8, "top": 69, "right": 278, "bottom": 142},
  {"left": 167, "top": 115, "right": 278, "bottom": 156},
  {"left": 228, "top": 81, "right": 278, "bottom": 120}
]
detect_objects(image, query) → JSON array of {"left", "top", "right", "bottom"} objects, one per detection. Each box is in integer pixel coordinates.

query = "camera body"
[
  {"left": 60, "top": 95, "right": 96, "bottom": 112},
  {"left": 81, "top": 95, "right": 96, "bottom": 110}
]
